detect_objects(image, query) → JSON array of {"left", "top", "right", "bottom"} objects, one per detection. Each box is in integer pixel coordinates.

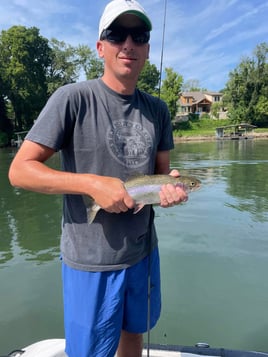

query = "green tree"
[
  {"left": 0, "top": 76, "right": 7, "bottom": 132},
  {"left": 137, "top": 60, "right": 160, "bottom": 95},
  {"left": 255, "top": 95, "right": 268, "bottom": 126},
  {"left": 0, "top": 26, "right": 51, "bottom": 130},
  {"left": 76, "top": 45, "right": 104, "bottom": 80},
  {"left": 160, "top": 67, "right": 183, "bottom": 120},
  {"left": 181, "top": 79, "right": 207, "bottom": 92},
  {"left": 0, "top": 93, "right": 13, "bottom": 146},
  {"left": 224, "top": 42, "right": 268, "bottom": 126},
  {"left": 47, "top": 42, "right": 104, "bottom": 89},
  {"left": 47, "top": 38, "right": 78, "bottom": 95},
  {"left": 210, "top": 101, "right": 223, "bottom": 119}
]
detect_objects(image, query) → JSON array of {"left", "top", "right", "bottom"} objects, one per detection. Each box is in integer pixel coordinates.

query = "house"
[{"left": 177, "top": 91, "right": 224, "bottom": 116}]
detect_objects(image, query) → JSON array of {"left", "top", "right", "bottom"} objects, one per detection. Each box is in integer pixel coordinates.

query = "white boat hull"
[{"left": 5, "top": 339, "right": 268, "bottom": 357}]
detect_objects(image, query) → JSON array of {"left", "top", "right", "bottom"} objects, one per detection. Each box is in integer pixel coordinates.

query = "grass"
[
  {"left": 173, "top": 119, "right": 230, "bottom": 137},
  {"left": 173, "top": 119, "right": 268, "bottom": 138},
  {"left": 255, "top": 127, "right": 268, "bottom": 133}
]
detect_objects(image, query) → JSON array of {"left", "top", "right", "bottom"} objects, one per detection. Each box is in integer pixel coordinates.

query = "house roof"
[
  {"left": 178, "top": 92, "right": 206, "bottom": 107},
  {"left": 181, "top": 91, "right": 222, "bottom": 95},
  {"left": 180, "top": 91, "right": 222, "bottom": 105}
]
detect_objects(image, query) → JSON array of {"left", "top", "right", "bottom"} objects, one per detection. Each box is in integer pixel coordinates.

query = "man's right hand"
[{"left": 88, "top": 175, "right": 135, "bottom": 214}]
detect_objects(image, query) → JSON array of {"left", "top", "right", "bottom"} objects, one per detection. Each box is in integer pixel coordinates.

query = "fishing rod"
[
  {"left": 146, "top": 1, "right": 168, "bottom": 357},
  {"left": 157, "top": 0, "right": 168, "bottom": 99}
]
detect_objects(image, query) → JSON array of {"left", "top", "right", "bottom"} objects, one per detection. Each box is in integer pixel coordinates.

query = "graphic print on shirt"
[{"left": 106, "top": 120, "right": 153, "bottom": 168}]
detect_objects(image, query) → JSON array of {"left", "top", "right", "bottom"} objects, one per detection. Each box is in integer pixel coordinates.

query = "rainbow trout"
[{"left": 85, "top": 174, "right": 201, "bottom": 224}]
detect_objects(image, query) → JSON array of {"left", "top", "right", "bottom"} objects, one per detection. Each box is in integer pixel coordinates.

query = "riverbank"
[{"left": 173, "top": 131, "right": 268, "bottom": 143}]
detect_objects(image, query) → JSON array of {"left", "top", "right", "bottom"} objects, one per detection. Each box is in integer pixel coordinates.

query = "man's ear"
[{"left": 97, "top": 41, "right": 104, "bottom": 58}]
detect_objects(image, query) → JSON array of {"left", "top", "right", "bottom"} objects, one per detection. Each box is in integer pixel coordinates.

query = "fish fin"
[
  {"left": 83, "top": 195, "right": 100, "bottom": 224},
  {"left": 133, "top": 204, "right": 145, "bottom": 214},
  {"left": 87, "top": 204, "right": 101, "bottom": 224}
]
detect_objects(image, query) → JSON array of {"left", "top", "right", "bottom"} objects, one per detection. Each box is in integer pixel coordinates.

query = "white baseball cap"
[{"left": 99, "top": 0, "right": 152, "bottom": 38}]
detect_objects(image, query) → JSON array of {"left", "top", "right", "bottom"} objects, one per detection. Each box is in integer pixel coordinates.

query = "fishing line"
[{"left": 146, "top": 1, "right": 168, "bottom": 357}]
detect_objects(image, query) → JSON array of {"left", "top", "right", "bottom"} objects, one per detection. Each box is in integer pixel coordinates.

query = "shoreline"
[{"left": 173, "top": 132, "right": 268, "bottom": 143}]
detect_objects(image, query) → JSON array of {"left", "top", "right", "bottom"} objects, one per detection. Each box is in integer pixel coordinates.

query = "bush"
[
  {"left": 188, "top": 113, "right": 200, "bottom": 122},
  {"left": 173, "top": 120, "right": 192, "bottom": 130}
]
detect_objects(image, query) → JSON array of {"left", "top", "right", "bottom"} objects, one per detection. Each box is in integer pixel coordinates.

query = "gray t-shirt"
[{"left": 26, "top": 79, "right": 174, "bottom": 271}]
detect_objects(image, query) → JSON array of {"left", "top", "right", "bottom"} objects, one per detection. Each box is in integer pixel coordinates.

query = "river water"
[{"left": 1, "top": 139, "right": 268, "bottom": 354}]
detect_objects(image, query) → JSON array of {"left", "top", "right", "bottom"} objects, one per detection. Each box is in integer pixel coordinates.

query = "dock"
[{"left": 215, "top": 123, "right": 256, "bottom": 140}]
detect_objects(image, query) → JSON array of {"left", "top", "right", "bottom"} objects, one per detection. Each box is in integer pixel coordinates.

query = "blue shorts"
[{"left": 62, "top": 247, "right": 161, "bottom": 357}]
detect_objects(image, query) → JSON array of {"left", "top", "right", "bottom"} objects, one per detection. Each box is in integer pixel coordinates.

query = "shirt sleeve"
[{"left": 25, "top": 85, "right": 75, "bottom": 151}]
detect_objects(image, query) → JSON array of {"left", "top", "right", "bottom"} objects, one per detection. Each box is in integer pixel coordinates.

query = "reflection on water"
[
  {"left": 0, "top": 191, "right": 62, "bottom": 266},
  {"left": 0, "top": 150, "right": 61, "bottom": 267},
  {"left": 0, "top": 140, "right": 268, "bottom": 353},
  {"left": 150, "top": 139, "right": 268, "bottom": 351},
  {"left": 171, "top": 139, "right": 268, "bottom": 223}
]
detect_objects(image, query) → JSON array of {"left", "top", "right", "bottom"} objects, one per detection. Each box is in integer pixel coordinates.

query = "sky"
[{"left": 1, "top": 0, "right": 268, "bottom": 91}]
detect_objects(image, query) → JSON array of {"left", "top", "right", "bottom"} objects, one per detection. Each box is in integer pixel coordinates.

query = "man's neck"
[{"left": 101, "top": 74, "right": 137, "bottom": 95}]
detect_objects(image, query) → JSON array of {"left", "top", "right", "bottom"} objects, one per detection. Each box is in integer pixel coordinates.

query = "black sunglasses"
[{"left": 100, "top": 26, "right": 150, "bottom": 45}]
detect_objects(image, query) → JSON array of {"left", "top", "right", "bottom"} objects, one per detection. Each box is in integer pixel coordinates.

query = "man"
[{"left": 8, "top": 0, "right": 188, "bottom": 356}]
